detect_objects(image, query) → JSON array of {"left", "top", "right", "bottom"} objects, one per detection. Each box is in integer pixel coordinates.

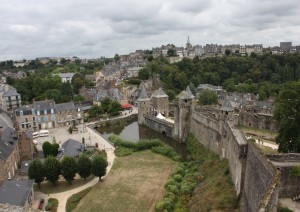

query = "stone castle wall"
[{"left": 241, "top": 142, "right": 279, "bottom": 212}]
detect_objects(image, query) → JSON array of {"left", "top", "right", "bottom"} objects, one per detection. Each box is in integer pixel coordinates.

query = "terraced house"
[{"left": 14, "top": 100, "right": 83, "bottom": 131}]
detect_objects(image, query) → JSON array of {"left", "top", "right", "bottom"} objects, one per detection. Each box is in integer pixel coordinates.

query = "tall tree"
[
  {"left": 274, "top": 81, "right": 300, "bottom": 153},
  {"left": 44, "top": 156, "right": 61, "bottom": 185},
  {"left": 42, "top": 141, "right": 52, "bottom": 157},
  {"left": 77, "top": 154, "right": 92, "bottom": 180},
  {"left": 198, "top": 90, "right": 218, "bottom": 105},
  {"left": 28, "top": 159, "right": 44, "bottom": 188},
  {"left": 91, "top": 155, "right": 108, "bottom": 182},
  {"left": 61, "top": 156, "right": 77, "bottom": 184}
]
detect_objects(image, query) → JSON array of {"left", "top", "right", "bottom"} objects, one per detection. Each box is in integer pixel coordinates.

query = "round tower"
[{"left": 137, "top": 85, "right": 151, "bottom": 125}]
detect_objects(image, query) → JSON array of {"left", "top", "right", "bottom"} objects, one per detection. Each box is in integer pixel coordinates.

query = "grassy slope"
[{"left": 73, "top": 150, "right": 177, "bottom": 212}]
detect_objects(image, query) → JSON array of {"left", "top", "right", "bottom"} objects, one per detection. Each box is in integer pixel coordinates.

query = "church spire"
[{"left": 187, "top": 36, "right": 190, "bottom": 44}]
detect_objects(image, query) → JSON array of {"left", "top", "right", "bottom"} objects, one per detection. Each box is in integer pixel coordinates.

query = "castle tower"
[
  {"left": 151, "top": 87, "right": 169, "bottom": 117},
  {"left": 219, "top": 98, "right": 234, "bottom": 121},
  {"left": 174, "top": 86, "right": 195, "bottom": 141},
  {"left": 137, "top": 85, "right": 150, "bottom": 124}
]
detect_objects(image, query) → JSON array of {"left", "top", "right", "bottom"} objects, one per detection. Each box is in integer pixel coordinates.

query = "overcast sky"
[{"left": 0, "top": 0, "right": 299, "bottom": 60}]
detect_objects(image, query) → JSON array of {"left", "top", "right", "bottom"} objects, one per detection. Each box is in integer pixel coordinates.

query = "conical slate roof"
[
  {"left": 137, "top": 85, "right": 150, "bottom": 101},
  {"left": 152, "top": 87, "right": 168, "bottom": 98},
  {"left": 220, "top": 98, "right": 234, "bottom": 112},
  {"left": 185, "top": 86, "right": 195, "bottom": 98}
]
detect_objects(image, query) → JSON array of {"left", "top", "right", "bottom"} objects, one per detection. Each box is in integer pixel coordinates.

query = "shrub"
[
  {"left": 66, "top": 187, "right": 92, "bottom": 212},
  {"left": 172, "top": 174, "right": 183, "bottom": 182},
  {"left": 167, "top": 184, "right": 179, "bottom": 194},
  {"left": 45, "top": 198, "right": 58, "bottom": 212},
  {"left": 114, "top": 147, "right": 134, "bottom": 157},
  {"left": 289, "top": 166, "right": 300, "bottom": 177}
]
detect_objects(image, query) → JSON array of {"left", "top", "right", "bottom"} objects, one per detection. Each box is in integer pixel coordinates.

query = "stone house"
[
  {"left": 15, "top": 100, "right": 83, "bottom": 131},
  {"left": 0, "top": 126, "right": 20, "bottom": 181},
  {"left": 0, "top": 84, "right": 21, "bottom": 112},
  {"left": 56, "top": 101, "right": 83, "bottom": 127}
]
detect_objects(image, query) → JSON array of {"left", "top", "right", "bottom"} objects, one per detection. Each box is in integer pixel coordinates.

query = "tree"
[
  {"left": 138, "top": 68, "right": 150, "bottom": 80},
  {"left": 101, "top": 98, "right": 111, "bottom": 113},
  {"left": 45, "top": 89, "right": 61, "bottom": 103},
  {"left": 88, "top": 105, "right": 103, "bottom": 119},
  {"left": 28, "top": 159, "right": 44, "bottom": 188},
  {"left": 74, "top": 94, "right": 85, "bottom": 102},
  {"left": 42, "top": 141, "right": 52, "bottom": 157},
  {"left": 274, "top": 81, "right": 300, "bottom": 153},
  {"left": 77, "top": 154, "right": 92, "bottom": 180},
  {"left": 61, "top": 156, "right": 77, "bottom": 184},
  {"left": 108, "top": 101, "right": 122, "bottom": 116},
  {"left": 50, "top": 143, "right": 60, "bottom": 157},
  {"left": 167, "top": 49, "right": 176, "bottom": 57},
  {"left": 91, "top": 155, "right": 108, "bottom": 182},
  {"left": 114, "top": 54, "right": 120, "bottom": 62},
  {"left": 225, "top": 49, "right": 231, "bottom": 56},
  {"left": 198, "top": 90, "right": 218, "bottom": 105},
  {"left": 44, "top": 156, "right": 61, "bottom": 185},
  {"left": 60, "top": 82, "right": 74, "bottom": 102}
]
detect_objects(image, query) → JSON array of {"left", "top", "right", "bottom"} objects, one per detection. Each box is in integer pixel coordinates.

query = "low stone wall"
[
  {"left": 91, "top": 114, "right": 138, "bottom": 128},
  {"left": 241, "top": 142, "right": 279, "bottom": 212}
]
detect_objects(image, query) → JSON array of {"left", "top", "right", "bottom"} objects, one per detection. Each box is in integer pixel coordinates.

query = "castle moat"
[{"left": 95, "top": 117, "right": 188, "bottom": 159}]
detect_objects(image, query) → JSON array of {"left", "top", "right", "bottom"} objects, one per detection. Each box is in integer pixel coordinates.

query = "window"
[
  {"left": 44, "top": 116, "right": 48, "bottom": 122},
  {"left": 37, "top": 110, "right": 40, "bottom": 116},
  {"left": 44, "top": 109, "right": 47, "bottom": 115},
  {"left": 20, "top": 110, "right": 23, "bottom": 116},
  {"left": 51, "top": 109, "right": 54, "bottom": 114},
  {"left": 32, "top": 109, "right": 35, "bottom": 115}
]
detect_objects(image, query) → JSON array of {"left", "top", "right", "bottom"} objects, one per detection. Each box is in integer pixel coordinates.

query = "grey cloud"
[{"left": 0, "top": 0, "right": 299, "bottom": 60}]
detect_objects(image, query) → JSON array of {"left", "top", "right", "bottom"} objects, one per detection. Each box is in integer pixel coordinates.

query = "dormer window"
[
  {"left": 37, "top": 110, "right": 40, "bottom": 116},
  {"left": 20, "top": 110, "right": 23, "bottom": 116},
  {"left": 51, "top": 109, "right": 54, "bottom": 114},
  {"left": 31, "top": 109, "right": 35, "bottom": 115},
  {"left": 44, "top": 109, "right": 47, "bottom": 115}
]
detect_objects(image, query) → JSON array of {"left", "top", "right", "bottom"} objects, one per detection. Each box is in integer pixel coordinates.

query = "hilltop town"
[{"left": 0, "top": 39, "right": 299, "bottom": 211}]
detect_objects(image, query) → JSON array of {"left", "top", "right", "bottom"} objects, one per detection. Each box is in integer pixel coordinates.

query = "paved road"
[{"left": 32, "top": 108, "right": 138, "bottom": 212}]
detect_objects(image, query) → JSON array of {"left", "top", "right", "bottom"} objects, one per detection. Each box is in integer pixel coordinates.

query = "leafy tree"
[
  {"left": 167, "top": 49, "right": 176, "bottom": 57},
  {"left": 274, "top": 81, "right": 300, "bottom": 153},
  {"left": 60, "top": 82, "right": 74, "bottom": 102},
  {"left": 42, "top": 141, "right": 52, "bottom": 157},
  {"left": 28, "top": 159, "right": 44, "bottom": 188},
  {"left": 44, "top": 156, "right": 61, "bottom": 185},
  {"left": 91, "top": 155, "right": 108, "bottom": 182},
  {"left": 50, "top": 143, "right": 60, "bottom": 157},
  {"left": 88, "top": 105, "right": 103, "bottom": 119},
  {"left": 33, "top": 77, "right": 44, "bottom": 97},
  {"left": 198, "top": 90, "right": 218, "bottom": 105},
  {"left": 225, "top": 49, "right": 231, "bottom": 56},
  {"left": 138, "top": 68, "right": 150, "bottom": 80},
  {"left": 61, "top": 156, "right": 77, "bottom": 184},
  {"left": 114, "top": 54, "right": 120, "bottom": 62},
  {"left": 101, "top": 98, "right": 111, "bottom": 113},
  {"left": 108, "top": 101, "right": 122, "bottom": 116},
  {"left": 77, "top": 154, "right": 92, "bottom": 180},
  {"left": 74, "top": 94, "right": 85, "bottom": 102},
  {"left": 45, "top": 89, "right": 61, "bottom": 102}
]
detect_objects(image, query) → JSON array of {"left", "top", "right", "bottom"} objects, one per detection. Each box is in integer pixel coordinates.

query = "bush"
[
  {"left": 166, "top": 184, "right": 179, "bottom": 194},
  {"left": 45, "top": 198, "right": 58, "bottom": 212},
  {"left": 66, "top": 187, "right": 92, "bottom": 212},
  {"left": 289, "top": 166, "right": 300, "bottom": 177},
  {"left": 172, "top": 174, "right": 183, "bottom": 183},
  {"left": 151, "top": 145, "right": 182, "bottom": 161},
  {"left": 114, "top": 147, "right": 134, "bottom": 157}
]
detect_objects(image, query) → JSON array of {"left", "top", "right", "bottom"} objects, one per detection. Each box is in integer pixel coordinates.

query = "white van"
[
  {"left": 39, "top": 130, "right": 49, "bottom": 137},
  {"left": 32, "top": 132, "right": 39, "bottom": 139}
]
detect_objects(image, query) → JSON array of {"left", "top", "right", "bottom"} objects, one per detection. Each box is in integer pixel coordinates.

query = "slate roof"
[
  {"left": 185, "top": 86, "right": 195, "bottom": 98},
  {"left": 3, "top": 88, "right": 20, "bottom": 97},
  {"left": 74, "top": 101, "right": 93, "bottom": 111},
  {"left": 0, "top": 127, "right": 18, "bottom": 161},
  {"left": 57, "top": 139, "right": 83, "bottom": 159},
  {"left": 58, "top": 73, "right": 75, "bottom": 79},
  {"left": 254, "top": 101, "right": 273, "bottom": 109},
  {"left": 220, "top": 98, "right": 234, "bottom": 112},
  {"left": 56, "top": 102, "right": 76, "bottom": 112},
  {"left": 33, "top": 100, "right": 56, "bottom": 111},
  {"left": 152, "top": 87, "right": 168, "bottom": 98},
  {"left": 0, "top": 179, "right": 34, "bottom": 206},
  {"left": 137, "top": 85, "right": 149, "bottom": 101}
]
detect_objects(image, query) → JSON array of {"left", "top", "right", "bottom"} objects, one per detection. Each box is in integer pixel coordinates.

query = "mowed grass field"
[{"left": 73, "top": 150, "right": 177, "bottom": 212}]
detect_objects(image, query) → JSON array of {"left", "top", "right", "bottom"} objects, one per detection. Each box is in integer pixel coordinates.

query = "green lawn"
[{"left": 73, "top": 150, "right": 177, "bottom": 212}]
